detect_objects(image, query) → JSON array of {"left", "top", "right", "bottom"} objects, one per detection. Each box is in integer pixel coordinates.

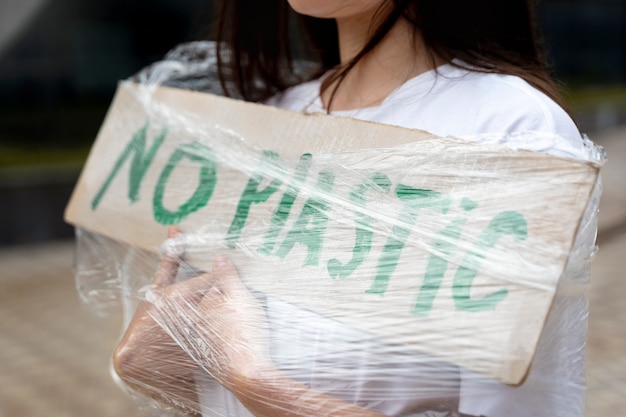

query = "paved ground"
[
  {"left": 585, "top": 126, "right": 626, "bottom": 415},
  {"left": 0, "top": 127, "right": 624, "bottom": 417}
]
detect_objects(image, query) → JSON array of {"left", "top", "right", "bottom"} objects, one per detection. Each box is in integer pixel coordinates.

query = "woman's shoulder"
[
  {"left": 396, "top": 66, "right": 587, "bottom": 158},
  {"left": 430, "top": 66, "right": 576, "bottom": 133}
]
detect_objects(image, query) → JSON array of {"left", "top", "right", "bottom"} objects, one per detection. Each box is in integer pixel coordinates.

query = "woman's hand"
[
  {"left": 113, "top": 226, "right": 271, "bottom": 414},
  {"left": 112, "top": 227, "right": 444, "bottom": 417}
]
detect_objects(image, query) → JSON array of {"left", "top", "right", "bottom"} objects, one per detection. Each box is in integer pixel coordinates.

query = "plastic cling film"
[{"left": 67, "top": 41, "right": 604, "bottom": 417}]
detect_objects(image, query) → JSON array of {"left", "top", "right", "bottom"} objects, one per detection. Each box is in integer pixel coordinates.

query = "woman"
[
  {"left": 114, "top": 1, "right": 591, "bottom": 416},
  {"left": 214, "top": 0, "right": 581, "bottom": 145}
]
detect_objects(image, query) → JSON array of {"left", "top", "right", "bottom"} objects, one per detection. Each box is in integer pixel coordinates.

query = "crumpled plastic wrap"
[{"left": 71, "top": 42, "right": 606, "bottom": 417}]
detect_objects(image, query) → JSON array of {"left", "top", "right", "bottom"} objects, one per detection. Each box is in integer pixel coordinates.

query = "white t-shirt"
[
  {"left": 197, "top": 64, "right": 594, "bottom": 417},
  {"left": 266, "top": 63, "right": 587, "bottom": 159}
]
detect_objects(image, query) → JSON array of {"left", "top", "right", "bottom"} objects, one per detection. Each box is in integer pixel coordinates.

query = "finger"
[
  {"left": 153, "top": 226, "right": 183, "bottom": 288},
  {"left": 210, "top": 255, "right": 242, "bottom": 297}
]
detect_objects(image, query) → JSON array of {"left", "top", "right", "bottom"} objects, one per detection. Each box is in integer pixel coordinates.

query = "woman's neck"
[{"left": 322, "top": 11, "right": 438, "bottom": 111}]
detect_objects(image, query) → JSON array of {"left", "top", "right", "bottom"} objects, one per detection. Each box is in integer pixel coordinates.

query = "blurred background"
[{"left": 0, "top": 0, "right": 624, "bottom": 416}]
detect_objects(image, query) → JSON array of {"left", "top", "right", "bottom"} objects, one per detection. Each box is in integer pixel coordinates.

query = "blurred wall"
[{"left": 0, "top": 0, "right": 213, "bottom": 142}]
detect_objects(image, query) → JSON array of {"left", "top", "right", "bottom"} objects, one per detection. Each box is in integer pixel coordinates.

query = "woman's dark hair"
[{"left": 214, "top": 0, "right": 567, "bottom": 110}]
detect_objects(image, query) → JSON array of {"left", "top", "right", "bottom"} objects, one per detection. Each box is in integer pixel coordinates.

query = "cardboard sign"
[{"left": 65, "top": 81, "right": 598, "bottom": 384}]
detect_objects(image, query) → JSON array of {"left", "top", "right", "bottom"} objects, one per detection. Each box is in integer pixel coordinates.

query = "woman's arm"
[
  {"left": 228, "top": 368, "right": 460, "bottom": 417},
  {"left": 229, "top": 370, "right": 389, "bottom": 417}
]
